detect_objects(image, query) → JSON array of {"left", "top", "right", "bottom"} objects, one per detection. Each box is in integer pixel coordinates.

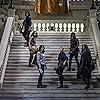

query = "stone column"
[
  {"left": 89, "top": 9, "right": 100, "bottom": 74},
  {"left": 89, "top": 9, "right": 100, "bottom": 56},
  {"left": 7, "top": 8, "right": 16, "bottom": 34}
]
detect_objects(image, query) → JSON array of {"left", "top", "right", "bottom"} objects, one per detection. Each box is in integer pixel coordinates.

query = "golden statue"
[{"left": 35, "top": 0, "right": 69, "bottom": 15}]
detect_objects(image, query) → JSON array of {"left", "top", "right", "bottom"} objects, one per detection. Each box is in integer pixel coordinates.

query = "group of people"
[{"left": 21, "top": 11, "right": 95, "bottom": 90}]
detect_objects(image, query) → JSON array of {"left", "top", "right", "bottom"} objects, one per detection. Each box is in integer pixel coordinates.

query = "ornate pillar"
[
  {"left": 89, "top": 9, "right": 100, "bottom": 57},
  {"left": 7, "top": 8, "right": 16, "bottom": 34}
]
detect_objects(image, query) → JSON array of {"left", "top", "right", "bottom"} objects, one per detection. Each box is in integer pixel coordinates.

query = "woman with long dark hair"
[
  {"left": 68, "top": 32, "right": 80, "bottom": 71},
  {"left": 28, "top": 31, "right": 38, "bottom": 67},
  {"left": 22, "top": 11, "right": 32, "bottom": 45}
]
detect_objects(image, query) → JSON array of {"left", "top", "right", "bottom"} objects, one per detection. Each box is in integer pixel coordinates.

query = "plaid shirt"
[{"left": 37, "top": 51, "right": 46, "bottom": 68}]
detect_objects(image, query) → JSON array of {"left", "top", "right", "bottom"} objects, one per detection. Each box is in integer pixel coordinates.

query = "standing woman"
[
  {"left": 37, "top": 45, "right": 46, "bottom": 88},
  {"left": 68, "top": 32, "right": 80, "bottom": 71},
  {"left": 28, "top": 31, "right": 38, "bottom": 67},
  {"left": 79, "top": 44, "right": 95, "bottom": 90},
  {"left": 22, "top": 11, "right": 32, "bottom": 45}
]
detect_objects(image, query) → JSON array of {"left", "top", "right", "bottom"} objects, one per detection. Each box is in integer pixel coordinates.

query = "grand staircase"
[{"left": 1, "top": 31, "right": 100, "bottom": 100}]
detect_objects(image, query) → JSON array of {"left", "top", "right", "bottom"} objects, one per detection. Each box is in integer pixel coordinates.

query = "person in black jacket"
[
  {"left": 22, "top": 11, "right": 32, "bottom": 45},
  {"left": 56, "top": 47, "right": 68, "bottom": 88},
  {"left": 68, "top": 32, "right": 80, "bottom": 71},
  {"left": 79, "top": 44, "right": 95, "bottom": 90}
]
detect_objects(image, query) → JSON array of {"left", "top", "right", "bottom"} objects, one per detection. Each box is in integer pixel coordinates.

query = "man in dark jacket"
[{"left": 56, "top": 47, "right": 68, "bottom": 88}]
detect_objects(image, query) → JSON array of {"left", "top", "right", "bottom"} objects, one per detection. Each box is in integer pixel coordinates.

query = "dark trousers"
[
  {"left": 82, "top": 69, "right": 91, "bottom": 88},
  {"left": 22, "top": 29, "right": 30, "bottom": 43},
  {"left": 69, "top": 51, "right": 80, "bottom": 70},
  {"left": 56, "top": 66, "right": 64, "bottom": 87},
  {"left": 38, "top": 65, "right": 44, "bottom": 86},
  {"left": 29, "top": 52, "right": 33, "bottom": 65}
]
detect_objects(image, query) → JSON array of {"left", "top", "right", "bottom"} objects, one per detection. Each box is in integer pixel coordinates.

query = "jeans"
[{"left": 38, "top": 65, "right": 45, "bottom": 86}]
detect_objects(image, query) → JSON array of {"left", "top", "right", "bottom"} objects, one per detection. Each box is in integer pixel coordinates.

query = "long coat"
[{"left": 79, "top": 49, "right": 92, "bottom": 80}]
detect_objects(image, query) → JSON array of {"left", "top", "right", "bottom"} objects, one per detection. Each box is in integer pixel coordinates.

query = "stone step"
[
  {"left": 14, "top": 34, "right": 91, "bottom": 37},
  {"left": 15, "top": 32, "right": 90, "bottom": 36},
  {"left": 2, "top": 88, "right": 100, "bottom": 94},
  {"left": 6, "top": 63, "right": 97, "bottom": 68},
  {"left": 11, "top": 44, "right": 94, "bottom": 48},
  {"left": 3, "top": 77, "right": 98, "bottom": 84},
  {"left": 13, "top": 38, "right": 92, "bottom": 41},
  {"left": 10, "top": 48, "right": 94, "bottom": 51},
  {"left": 13, "top": 36, "right": 92, "bottom": 40},
  {"left": 4, "top": 72, "right": 98, "bottom": 76},
  {"left": 8, "top": 55, "right": 93, "bottom": 63},
  {"left": 3, "top": 30, "right": 99, "bottom": 100},
  {"left": 8, "top": 57, "right": 95, "bottom": 61},
  {"left": 12, "top": 40, "right": 93, "bottom": 43},
  {"left": 5, "top": 65, "right": 98, "bottom": 70},
  {"left": 11, "top": 44, "right": 93, "bottom": 50}
]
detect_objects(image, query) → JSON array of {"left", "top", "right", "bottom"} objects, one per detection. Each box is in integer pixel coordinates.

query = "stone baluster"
[
  {"left": 46, "top": 23, "right": 49, "bottom": 31},
  {"left": 72, "top": 23, "right": 75, "bottom": 32},
  {"left": 59, "top": 23, "right": 62, "bottom": 32},
  {"left": 42, "top": 23, "right": 45, "bottom": 31},
  {"left": 76, "top": 23, "right": 79, "bottom": 32},
  {"left": 63, "top": 23, "right": 66, "bottom": 32},
  {"left": 55, "top": 23, "right": 58, "bottom": 32},
  {"left": 38, "top": 23, "right": 41, "bottom": 32},
  {"left": 7, "top": 8, "right": 16, "bottom": 34}
]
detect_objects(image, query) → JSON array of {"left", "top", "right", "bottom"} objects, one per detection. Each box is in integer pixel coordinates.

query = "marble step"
[
  {"left": 2, "top": 88, "right": 100, "bottom": 94},
  {"left": 14, "top": 34, "right": 91, "bottom": 37},
  {"left": 11, "top": 45, "right": 94, "bottom": 49},
  {"left": 13, "top": 38, "right": 92, "bottom": 41},
  {"left": 15, "top": 32, "right": 90, "bottom": 35},
  {"left": 1, "top": 86, "right": 100, "bottom": 98}
]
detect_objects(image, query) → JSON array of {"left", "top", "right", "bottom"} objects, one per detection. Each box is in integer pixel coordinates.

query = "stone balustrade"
[{"left": 19, "top": 20, "right": 87, "bottom": 33}]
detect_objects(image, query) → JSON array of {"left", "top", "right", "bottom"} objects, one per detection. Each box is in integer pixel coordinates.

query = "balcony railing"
[{"left": 19, "top": 20, "right": 88, "bottom": 33}]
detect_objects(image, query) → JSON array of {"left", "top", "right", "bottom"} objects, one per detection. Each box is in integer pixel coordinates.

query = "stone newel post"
[
  {"left": 89, "top": 9, "right": 100, "bottom": 57},
  {"left": 7, "top": 8, "right": 16, "bottom": 34}
]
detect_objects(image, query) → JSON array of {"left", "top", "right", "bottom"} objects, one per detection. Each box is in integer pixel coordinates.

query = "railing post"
[
  {"left": 89, "top": 9, "right": 100, "bottom": 74},
  {"left": 89, "top": 9, "right": 100, "bottom": 57},
  {"left": 7, "top": 8, "right": 16, "bottom": 34}
]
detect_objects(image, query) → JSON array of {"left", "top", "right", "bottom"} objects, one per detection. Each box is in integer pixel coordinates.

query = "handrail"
[{"left": 0, "top": 17, "right": 14, "bottom": 89}]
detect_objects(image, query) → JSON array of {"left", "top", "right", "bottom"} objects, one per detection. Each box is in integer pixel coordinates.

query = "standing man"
[
  {"left": 56, "top": 47, "right": 68, "bottom": 88},
  {"left": 37, "top": 45, "right": 47, "bottom": 88},
  {"left": 68, "top": 32, "right": 80, "bottom": 71}
]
